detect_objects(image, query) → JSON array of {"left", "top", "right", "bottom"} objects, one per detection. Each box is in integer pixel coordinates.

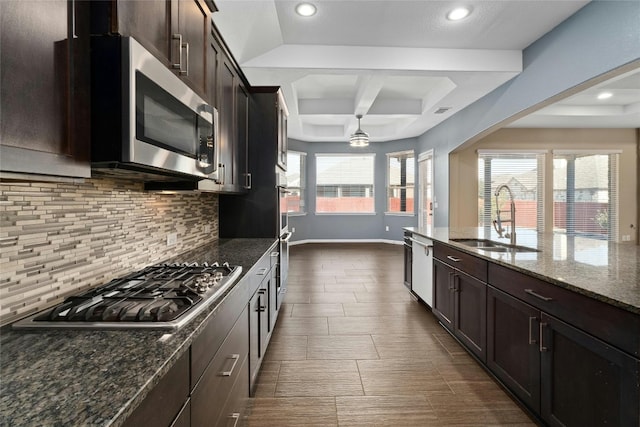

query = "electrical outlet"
[
  {"left": 385, "top": 226, "right": 389, "bottom": 231},
  {"left": 167, "top": 232, "right": 178, "bottom": 246},
  {"left": 291, "top": 227, "right": 296, "bottom": 233},
  {"left": 204, "top": 224, "right": 211, "bottom": 234}
]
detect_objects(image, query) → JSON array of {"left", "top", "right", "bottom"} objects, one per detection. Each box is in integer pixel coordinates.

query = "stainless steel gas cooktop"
[{"left": 13, "top": 262, "right": 242, "bottom": 330}]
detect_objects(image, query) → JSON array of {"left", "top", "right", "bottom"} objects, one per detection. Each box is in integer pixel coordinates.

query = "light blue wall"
[
  {"left": 288, "top": 137, "right": 418, "bottom": 243},
  {"left": 288, "top": 1, "right": 640, "bottom": 237},
  {"left": 418, "top": 0, "right": 640, "bottom": 226}
]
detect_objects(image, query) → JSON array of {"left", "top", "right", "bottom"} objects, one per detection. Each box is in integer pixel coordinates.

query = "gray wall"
[
  {"left": 417, "top": 1, "right": 640, "bottom": 226},
  {"left": 288, "top": 137, "right": 418, "bottom": 243}
]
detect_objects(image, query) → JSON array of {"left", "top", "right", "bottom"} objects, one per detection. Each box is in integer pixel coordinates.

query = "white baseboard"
[{"left": 289, "top": 239, "right": 403, "bottom": 246}]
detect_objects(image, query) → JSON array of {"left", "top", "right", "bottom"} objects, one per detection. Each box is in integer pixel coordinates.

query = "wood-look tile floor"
[{"left": 246, "top": 243, "right": 536, "bottom": 426}]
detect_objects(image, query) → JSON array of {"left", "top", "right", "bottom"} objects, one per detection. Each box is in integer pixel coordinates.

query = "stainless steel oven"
[
  {"left": 276, "top": 170, "right": 292, "bottom": 308},
  {"left": 91, "top": 36, "right": 219, "bottom": 180}
]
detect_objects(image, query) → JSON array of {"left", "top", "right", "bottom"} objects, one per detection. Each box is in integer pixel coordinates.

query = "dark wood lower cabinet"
[
  {"left": 541, "top": 313, "right": 639, "bottom": 427},
  {"left": 122, "top": 351, "right": 190, "bottom": 427},
  {"left": 191, "top": 306, "right": 249, "bottom": 427},
  {"left": 433, "top": 258, "right": 486, "bottom": 362},
  {"left": 433, "top": 259, "right": 454, "bottom": 328},
  {"left": 487, "top": 286, "right": 541, "bottom": 413}
]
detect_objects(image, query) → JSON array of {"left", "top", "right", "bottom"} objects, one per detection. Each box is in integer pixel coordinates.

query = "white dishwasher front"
[{"left": 411, "top": 235, "right": 433, "bottom": 307}]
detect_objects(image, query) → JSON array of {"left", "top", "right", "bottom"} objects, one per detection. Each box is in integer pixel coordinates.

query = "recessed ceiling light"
[
  {"left": 295, "top": 3, "right": 317, "bottom": 17},
  {"left": 447, "top": 7, "right": 471, "bottom": 21},
  {"left": 597, "top": 91, "right": 613, "bottom": 100}
]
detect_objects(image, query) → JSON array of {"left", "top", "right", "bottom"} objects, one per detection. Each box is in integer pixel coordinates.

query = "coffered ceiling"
[{"left": 212, "top": 1, "right": 590, "bottom": 142}]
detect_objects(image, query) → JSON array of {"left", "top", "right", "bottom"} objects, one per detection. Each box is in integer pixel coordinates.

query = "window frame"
[
  {"left": 285, "top": 151, "right": 306, "bottom": 216},
  {"left": 314, "top": 153, "right": 376, "bottom": 215},
  {"left": 386, "top": 150, "right": 415, "bottom": 216}
]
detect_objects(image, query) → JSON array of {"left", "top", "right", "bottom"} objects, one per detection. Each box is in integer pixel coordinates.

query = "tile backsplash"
[{"left": 0, "top": 177, "right": 219, "bottom": 326}]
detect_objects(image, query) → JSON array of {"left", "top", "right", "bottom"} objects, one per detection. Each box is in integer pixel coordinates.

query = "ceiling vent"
[{"left": 434, "top": 107, "right": 451, "bottom": 114}]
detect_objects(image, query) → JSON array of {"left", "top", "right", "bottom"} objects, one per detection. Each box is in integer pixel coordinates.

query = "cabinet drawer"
[
  {"left": 489, "top": 263, "right": 640, "bottom": 357},
  {"left": 434, "top": 242, "right": 487, "bottom": 282},
  {"left": 123, "top": 350, "right": 189, "bottom": 427},
  {"left": 191, "top": 276, "right": 249, "bottom": 385},
  {"left": 216, "top": 356, "right": 249, "bottom": 427},
  {"left": 191, "top": 306, "right": 249, "bottom": 427},
  {"left": 248, "top": 251, "right": 272, "bottom": 295}
]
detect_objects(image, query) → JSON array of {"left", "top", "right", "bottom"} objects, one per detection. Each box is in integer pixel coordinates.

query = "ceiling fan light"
[
  {"left": 295, "top": 3, "right": 317, "bottom": 17},
  {"left": 447, "top": 7, "right": 471, "bottom": 21},
  {"left": 350, "top": 115, "right": 370, "bottom": 147}
]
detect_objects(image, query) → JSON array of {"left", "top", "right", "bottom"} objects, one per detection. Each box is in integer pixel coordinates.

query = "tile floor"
[{"left": 246, "top": 243, "right": 537, "bottom": 426}]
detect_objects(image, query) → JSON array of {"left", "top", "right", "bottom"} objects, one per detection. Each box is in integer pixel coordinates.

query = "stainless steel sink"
[{"left": 451, "top": 238, "right": 540, "bottom": 253}]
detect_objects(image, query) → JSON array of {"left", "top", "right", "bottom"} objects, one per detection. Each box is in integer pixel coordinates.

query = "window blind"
[
  {"left": 552, "top": 152, "right": 619, "bottom": 241},
  {"left": 316, "top": 154, "right": 375, "bottom": 213}
]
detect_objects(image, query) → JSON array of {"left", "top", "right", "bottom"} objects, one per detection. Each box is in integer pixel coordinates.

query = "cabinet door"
[
  {"left": 1, "top": 0, "right": 90, "bottom": 178},
  {"left": 541, "top": 313, "right": 640, "bottom": 427},
  {"left": 236, "top": 83, "right": 250, "bottom": 190},
  {"left": 248, "top": 291, "right": 260, "bottom": 391},
  {"left": 276, "top": 92, "right": 288, "bottom": 171},
  {"left": 113, "top": 0, "right": 171, "bottom": 64},
  {"left": 432, "top": 259, "right": 454, "bottom": 329},
  {"left": 218, "top": 59, "right": 235, "bottom": 189},
  {"left": 175, "top": 0, "right": 208, "bottom": 97},
  {"left": 487, "top": 286, "right": 541, "bottom": 413},
  {"left": 453, "top": 271, "right": 487, "bottom": 362}
]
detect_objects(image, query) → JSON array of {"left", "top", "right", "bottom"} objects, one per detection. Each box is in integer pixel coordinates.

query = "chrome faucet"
[{"left": 493, "top": 184, "right": 516, "bottom": 246}]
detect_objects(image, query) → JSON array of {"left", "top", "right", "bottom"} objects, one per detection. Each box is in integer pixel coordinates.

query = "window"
[
  {"left": 387, "top": 150, "right": 415, "bottom": 214},
  {"left": 284, "top": 151, "right": 306, "bottom": 214},
  {"left": 478, "top": 150, "right": 546, "bottom": 232},
  {"left": 553, "top": 151, "right": 619, "bottom": 240},
  {"left": 315, "top": 154, "right": 375, "bottom": 213}
]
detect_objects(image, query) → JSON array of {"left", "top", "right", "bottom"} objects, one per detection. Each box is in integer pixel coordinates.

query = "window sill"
[
  {"left": 315, "top": 212, "right": 377, "bottom": 216},
  {"left": 384, "top": 212, "right": 415, "bottom": 217},
  {"left": 287, "top": 212, "right": 307, "bottom": 217}
]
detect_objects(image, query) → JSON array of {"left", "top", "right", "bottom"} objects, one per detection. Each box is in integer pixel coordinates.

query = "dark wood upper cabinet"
[
  {"left": 0, "top": 0, "right": 90, "bottom": 178},
  {"left": 91, "top": 0, "right": 213, "bottom": 100}
]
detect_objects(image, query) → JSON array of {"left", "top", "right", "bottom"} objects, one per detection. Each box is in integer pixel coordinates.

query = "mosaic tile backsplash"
[{"left": 0, "top": 177, "right": 219, "bottom": 326}]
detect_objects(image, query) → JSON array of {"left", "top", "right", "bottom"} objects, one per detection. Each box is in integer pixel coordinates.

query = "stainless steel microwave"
[{"left": 91, "top": 36, "right": 218, "bottom": 181}]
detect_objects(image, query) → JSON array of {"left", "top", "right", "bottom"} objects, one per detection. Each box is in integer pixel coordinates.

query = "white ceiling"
[
  {"left": 507, "top": 67, "right": 640, "bottom": 128},
  {"left": 212, "top": 0, "right": 591, "bottom": 142}
]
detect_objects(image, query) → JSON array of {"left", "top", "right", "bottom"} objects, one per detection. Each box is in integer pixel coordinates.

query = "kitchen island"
[
  {"left": 0, "top": 238, "right": 276, "bottom": 427},
  {"left": 405, "top": 226, "right": 640, "bottom": 426}
]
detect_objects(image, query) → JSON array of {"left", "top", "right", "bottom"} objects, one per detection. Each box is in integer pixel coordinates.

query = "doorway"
[{"left": 418, "top": 150, "right": 434, "bottom": 228}]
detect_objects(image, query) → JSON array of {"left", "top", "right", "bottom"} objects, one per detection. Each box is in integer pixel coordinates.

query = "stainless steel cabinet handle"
[
  {"left": 172, "top": 34, "right": 183, "bottom": 70},
  {"left": 215, "top": 163, "right": 226, "bottom": 185},
  {"left": 271, "top": 251, "right": 279, "bottom": 258},
  {"left": 448, "top": 272, "right": 454, "bottom": 291},
  {"left": 182, "top": 41, "right": 189, "bottom": 76},
  {"left": 228, "top": 413, "right": 241, "bottom": 427},
  {"left": 256, "top": 268, "right": 269, "bottom": 276},
  {"left": 220, "top": 354, "right": 240, "bottom": 376},
  {"left": 244, "top": 173, "right": 252, "bottom": 189},
  {"left": 446, "top": 255, "right": 461, "bottom": 263},
  {"left": 539, "top": 322, "right": 548, "bottom": 352},
  {"left": 281, "top": 232, "right": 293, "bottom": 242},
  {"left": 528, "top": 316, "right": 537, "bottom": 345},
  {"left": 525, "top": 289, "right": 553, "bottom": 302}
]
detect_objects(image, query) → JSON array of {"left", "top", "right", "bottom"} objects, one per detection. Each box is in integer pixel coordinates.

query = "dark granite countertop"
[
  {"left": 405, "top": 227, "right": 640, "bottom": 314},
  {"left": 0, "top": 238, "right": 277, "bottom": 427}
]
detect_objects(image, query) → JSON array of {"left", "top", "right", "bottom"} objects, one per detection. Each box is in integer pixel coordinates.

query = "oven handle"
[{"left": 280, "top": 231, "right": 293, "bottom": 242}]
